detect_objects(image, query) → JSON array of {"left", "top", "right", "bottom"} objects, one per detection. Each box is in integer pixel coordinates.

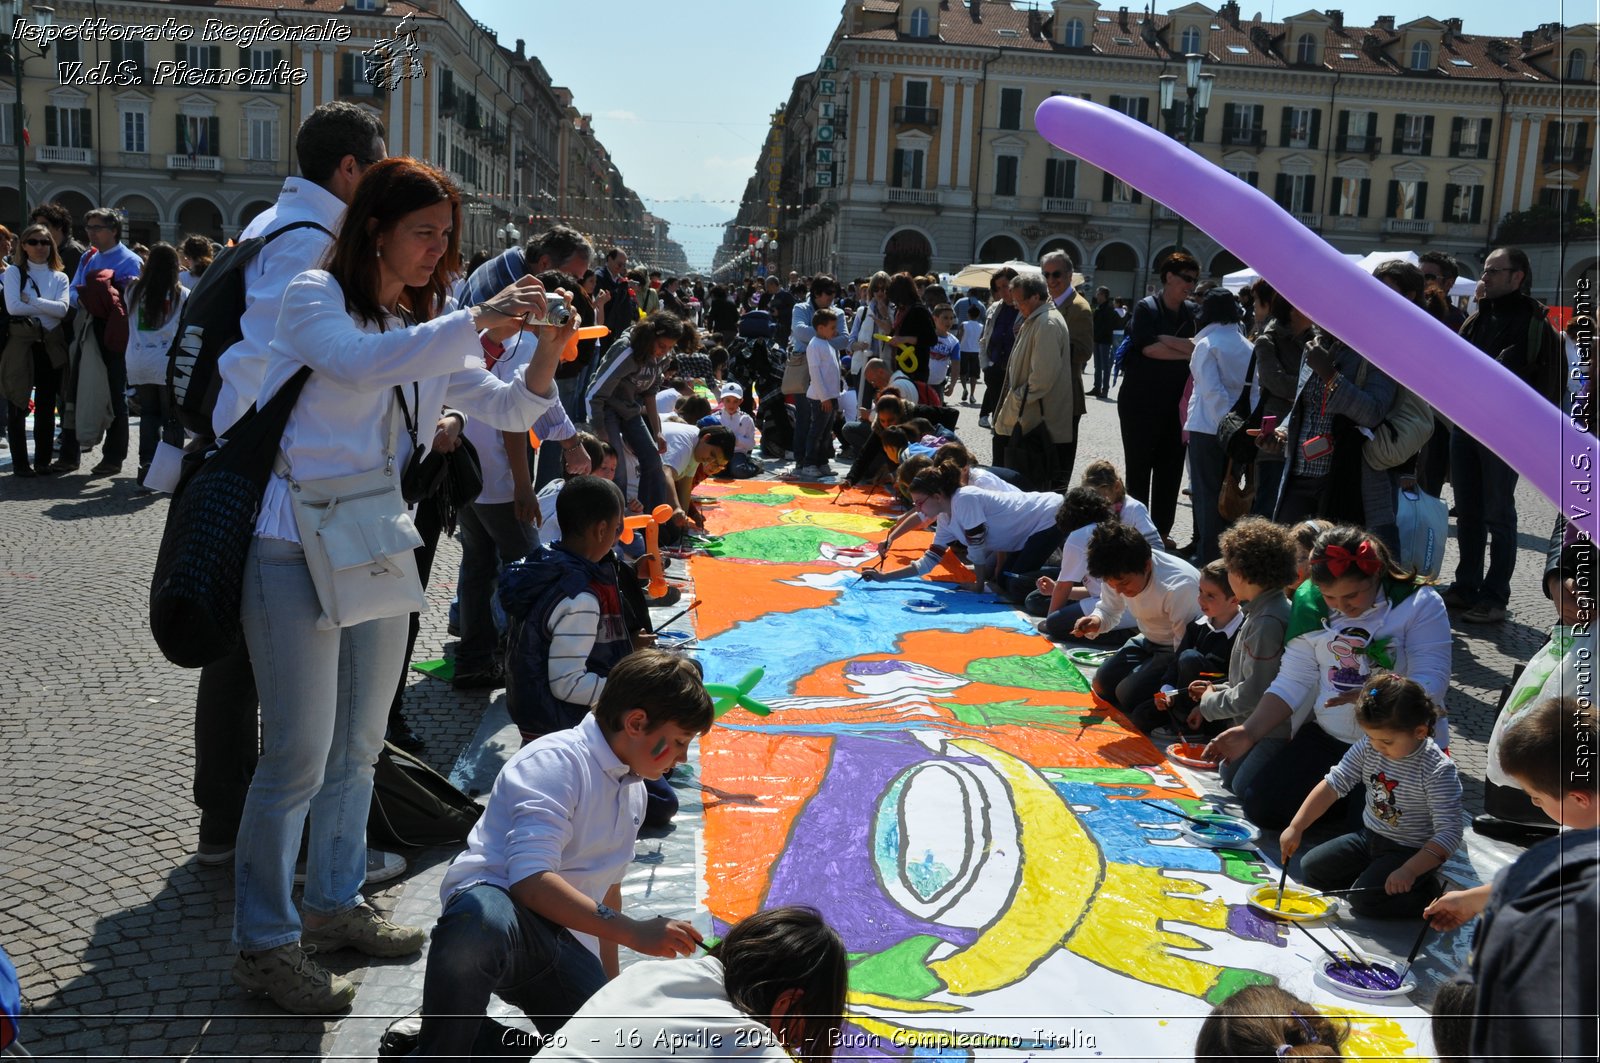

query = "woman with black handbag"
[
  {"left": 1184, "top": 288, "right": 1253, "bottom": 564},
  {"left": 1, "top": 224, "right": 71, "bottom": 477},
  {"left": 228, "top": 157, "right": 573, "bottom": 1015}
]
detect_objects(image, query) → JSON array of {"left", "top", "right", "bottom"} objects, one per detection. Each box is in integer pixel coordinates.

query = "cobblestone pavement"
[{"left": 0, "top": 383, "right": 1560, "bottom": 1058}]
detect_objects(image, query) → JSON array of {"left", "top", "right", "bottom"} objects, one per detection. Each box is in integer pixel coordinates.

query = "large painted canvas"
[{"left": 690, "top": 480, "right": 1432, "bottom": 1060}]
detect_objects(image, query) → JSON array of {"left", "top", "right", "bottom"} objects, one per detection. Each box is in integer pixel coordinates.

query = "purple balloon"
[{"left": 1034, "top": 95, "right": 1593, "bottom": 538}]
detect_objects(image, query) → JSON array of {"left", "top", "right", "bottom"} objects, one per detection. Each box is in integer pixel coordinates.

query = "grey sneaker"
[
  {"left": 293, "top": 847, "right": 406, "bottom": 886},
  {"left": 233, "top": 942, "right": 355, "bottom": 1014},
  {"left": 301, "top": 901, "right": 427, "bottom": 958},
  {"left": 1461, "top": 603, "right": 1508, "bottom": 624}
]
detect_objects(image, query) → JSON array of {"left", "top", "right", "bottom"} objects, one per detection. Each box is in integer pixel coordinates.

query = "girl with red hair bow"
[{"left": 1206, "top": 525, "right": 1449, "bottom": 830}]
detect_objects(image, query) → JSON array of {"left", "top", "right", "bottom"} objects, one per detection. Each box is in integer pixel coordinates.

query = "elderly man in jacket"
[
  {"left": 993, "top": 271, "right": 1077, "bottom": 487},
  {"left": 1043, "top": 249, "right": 1094, "bottom": 451}
]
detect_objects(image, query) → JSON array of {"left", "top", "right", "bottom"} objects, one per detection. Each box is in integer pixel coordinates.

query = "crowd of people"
[{"left": 2, "top": 97, "right": 1594, "bottom": 1062}]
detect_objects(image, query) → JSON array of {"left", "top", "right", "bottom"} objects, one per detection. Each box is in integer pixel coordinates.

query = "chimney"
[
  {"left": 1028, "top": 6, "right": 1043, "bottom": 36},
  {"left": 515, "top": 38, "right": 525, "bottom": 59},
  {"left": 1520, "top": 30, "right": 1534, "bottom": 50},
  {"left": 968, "top": 0, "right": 982, "bottom": 21},
  {"left": 1443, "top": 17, "right": 1461, "bottom": 36},
  {"left": 1327, "top": 9, "right": 1343, "bottom": 31},
  {"left": 1219, "top": 1, "right": 1240, "bottom": 24},
  {"left": 1118, "top": 6, "right": 1130, "bottom": 30},
  {"left": 1374, "top": 15, "right": 1395, "bottom": 32}
]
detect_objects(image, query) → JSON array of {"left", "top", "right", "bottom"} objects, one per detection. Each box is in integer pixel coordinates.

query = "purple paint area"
[
  {"left": 1324, "top": 959, "right": 1403, "bottom": 991},
  {"left": 765, "top": 735, "right": 980, "bottom": 954},
  {"left": 1227, "top": 905, "right": 1287, "bottom": 946},
  {"left": 845, "top": 660, "right": 915, "bottom": 677}
]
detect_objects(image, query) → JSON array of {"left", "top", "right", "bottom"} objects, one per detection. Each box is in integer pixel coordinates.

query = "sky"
[{"left": 467, "top": 1, "right": 1588, "bottom": 270}]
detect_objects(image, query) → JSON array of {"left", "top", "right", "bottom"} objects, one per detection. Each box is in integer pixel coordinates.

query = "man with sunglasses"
[
  {"left": 1443, "top": 247, "right": 1565, "bottom": 625},
  {"left": 56, "top": 208, "right": 142, "bottom": 475}
]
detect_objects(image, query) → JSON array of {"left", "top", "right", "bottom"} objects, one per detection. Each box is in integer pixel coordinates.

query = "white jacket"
[
  {"left": 1, "top": 262, "right": 70, "bottom": 330},
  {"left": 253, "top": 270, "right": 555, "bottom": 541},
  {"left": 213, "top": 176, "right": 345, "bottom": 434}
]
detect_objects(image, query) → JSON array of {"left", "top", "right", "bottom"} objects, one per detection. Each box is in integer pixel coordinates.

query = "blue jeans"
[
  {"left": 1187, "top": 431, "right": 1228, "bottom": 564},
  {"left": 234, "top": 537, "right": 408, "bottom": 951},
  {"left": 1450, "top": 427, "right": 1519, "bottom": 608},
  {"left": 1240, "top": 719, "right": 1351, "bottom": 831},
  {"left": 1092, "top": 342, "right": 1113, "bottom": 394},
  {"left": 789, "top": 392, "right": 812, "bottom": 464},
  {"left": 1220, "top": 735, "right": 1287, "bottom": 797},
  {"left": 456, "top": 501, "right": 538, "bottom": 673},
  {"left": 1252, "top": 458, "right": 1285, "bottom": 517},
  {"left": 601, "top": 410, "right": 668, "bottom": 513},
  {"left": 799, "top": 396, "right": 829, "bottom": 467},
  {"left": 417, "top": 884, "right": 608, "bottom": 1060}
]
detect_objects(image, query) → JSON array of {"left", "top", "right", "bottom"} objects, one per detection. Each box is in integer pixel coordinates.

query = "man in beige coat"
[
  {"left": 993, "top": 271, "right": 1077, "bottom": 487},
  {"left": 1043, "top": 249, "right": 1094, "bottom": 453}
]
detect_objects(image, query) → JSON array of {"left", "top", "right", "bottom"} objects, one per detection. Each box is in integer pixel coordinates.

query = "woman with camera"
[{"left": 229, "top": 157, "right": 575, "bottom": 1014}]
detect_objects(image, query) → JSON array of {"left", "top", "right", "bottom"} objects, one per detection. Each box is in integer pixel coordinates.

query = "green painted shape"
[
  {"left": 846, "top": 934, "right": 945, "bottom": 1000},
  {"left": 700, "top": 525, "right": 867, "bottom": 563},
  {"left": 717, "top": 493, "right": 792, "bottom": 507},
  {"left": 942, "top": 698, "right": 1086, "bottom": 730},
  {"left": 1042, "top": 767, "right": 1158, "bottom": 785},
  {"left": 1205, "top": 966, "right": 1275, "bottom": 1006},
  {"left": 964, "top": 652, "right": 1092, "bottom": 693},
  {"left": 1219, "top": 849, "right": 1272, "bottom": 886}
]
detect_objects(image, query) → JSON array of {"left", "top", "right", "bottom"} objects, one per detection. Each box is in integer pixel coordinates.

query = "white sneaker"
[{"left": 977, "top": 414, "right": 991, "bottom": 429}]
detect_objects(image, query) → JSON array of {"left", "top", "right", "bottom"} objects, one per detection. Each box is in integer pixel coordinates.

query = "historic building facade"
[
  {"left": 751, "top": 1, "right": 1597, "bottom": 302},
  {"left": 3, "top": 0, "right": 676, "bottom": 264}
]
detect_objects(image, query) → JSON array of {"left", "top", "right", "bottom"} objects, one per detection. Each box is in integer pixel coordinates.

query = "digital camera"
[{"left": 544, "top": 293, "right": 571, "bottom": 326}]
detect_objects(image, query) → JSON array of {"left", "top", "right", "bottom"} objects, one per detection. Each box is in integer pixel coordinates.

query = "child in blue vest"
[{"left": 499, "top": 476, "right": 680, "bottom": 828}]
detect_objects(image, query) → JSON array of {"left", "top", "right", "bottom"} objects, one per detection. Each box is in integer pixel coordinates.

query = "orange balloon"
[{"left": 562, "top": 324, "right": 609, "bottom": 363}]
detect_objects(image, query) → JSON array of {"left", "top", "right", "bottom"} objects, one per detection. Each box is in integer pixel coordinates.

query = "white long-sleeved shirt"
[
  {"left": 253, "top": 270, "right": 555, "bottom": 540},
  {"left": 464, "top": 338, "right": 575, "bottom": 506},
  {"left": 806, "top": 335, "right": 842, "bottom": 401},
  {"left": 124, "top": 284, "right": 189, "bottom": 386},
  {"left": 2, "top": 262, "right": 70, "bottom": 329},
  {"left": 1115, "top": 497, "right": 1166, "bottom": 552},
  {"left": 1087, "top": 550, "right": 1202, "bottom": 650},
  {"left": 1326, "top": 735, "right": 1463, "bottom": 854},
  {"left": 716, "top": 407, "right": 757, "bottom": 453},
  {"left": 1185, "top": 321, "right": 1254, "bottom": 434},
  {"left": 213, "top": 177, "right": 345, "bottom": 434},
  {"left": 438, "top": 713, "right": 643, "bottom": 957},
  {"left": 1267, "top": 583, "right": 1452, "bottom": 744}
]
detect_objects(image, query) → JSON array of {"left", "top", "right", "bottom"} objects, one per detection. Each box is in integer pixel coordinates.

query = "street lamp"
[
  {"left": 1, "top": 1, "right": 53, "bottom": 226},
  {"left": 1157, "top": 53, "right": 1214, "bottom": 255},
  {"left": 755, "top": 234, "right": 778, "bottom": 279},
  {"left": 499, "top": 220, "right": 521, "bottom": 249}
]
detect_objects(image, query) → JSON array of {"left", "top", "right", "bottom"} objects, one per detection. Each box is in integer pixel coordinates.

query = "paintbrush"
[
  {"left": 1397, "top": 921, "right": 1431, "bottom": 981},
  {"left": 655, "top": 598, "right": 701, "bottom": 631},
  {"left": 1138, "top": 799, "right": 1220, "bottom": 828},
  {"left": 1324, "top": 924, "right": 1375, "bottom": 971},
  {"left": 1292, "top": 922, "right": 1352, "bottom": 972},
  {"left": 830, "top": 482, "right": 849, "bottom": 505},
  {"left": 856, "top": 552, "right": 888, "bottom": 582},
  {"left": 1273, "top": 862, "right": 1290, "bottom": 911}
]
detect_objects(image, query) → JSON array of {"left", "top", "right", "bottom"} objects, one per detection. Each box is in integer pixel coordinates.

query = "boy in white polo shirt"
[{"left": 414, "top": 650, "right": 714, "bottom": 1057}]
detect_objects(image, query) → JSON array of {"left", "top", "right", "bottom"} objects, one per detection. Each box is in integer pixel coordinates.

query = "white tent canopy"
[{"left": 1224, "top": 249, "right": 1476, "bottom": 299}]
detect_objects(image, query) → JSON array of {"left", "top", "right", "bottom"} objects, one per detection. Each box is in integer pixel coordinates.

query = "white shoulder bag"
[{"left": 277, "top": 384, "right": 427, "bottom": 630}]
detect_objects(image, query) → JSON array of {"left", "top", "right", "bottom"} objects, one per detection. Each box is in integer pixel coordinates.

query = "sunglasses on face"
[
  {"left": 1175, "top": 274, "right": 1199, "bottom": 284},
  {"left": 1043, "top": 270, "right": 1067, "bottom": 279},
  {"left": 23, "top": 239, "right": 50, "bottom": 247}
]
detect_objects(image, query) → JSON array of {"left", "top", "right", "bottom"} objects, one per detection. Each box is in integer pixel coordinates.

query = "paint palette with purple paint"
[
  {"left": 1178, "top": 814, "right": 1258, "bottom": 849},
  {"left": 1313, "top": 951, "right": 1416, "bottom": 1002}
]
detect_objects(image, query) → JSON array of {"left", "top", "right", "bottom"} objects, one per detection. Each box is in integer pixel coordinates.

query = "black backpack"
[
  {"left": 166, "top": 220, "right": 332, "bottom": 434},
  {"left": 367, "top": 741, "right": 483, "bottom": 850}
]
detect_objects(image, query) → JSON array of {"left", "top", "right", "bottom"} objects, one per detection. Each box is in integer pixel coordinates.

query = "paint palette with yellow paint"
[{"left": 1247, "top": 885, "right": 1335, "bottom": 921}]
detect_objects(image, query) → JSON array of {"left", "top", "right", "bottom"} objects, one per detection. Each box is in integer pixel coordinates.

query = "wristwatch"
[{"left": 595, "top": 903, "right": 618, "bottom": 921}]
